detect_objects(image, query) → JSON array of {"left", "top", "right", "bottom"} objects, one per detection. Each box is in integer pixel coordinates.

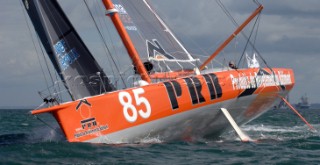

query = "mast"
[
  {"left": 101, "top": 0, "right": 151, "bottom": 83},
  {"left": 199, "top": 5, "right": 263, "bottom": 70}
]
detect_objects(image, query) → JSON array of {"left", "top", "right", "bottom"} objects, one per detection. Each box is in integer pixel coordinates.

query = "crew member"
[{"left": 229, "top": 61, "right": 237, "bottom": 69}]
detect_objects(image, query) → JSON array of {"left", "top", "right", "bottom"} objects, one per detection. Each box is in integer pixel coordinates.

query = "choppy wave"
[
  {"left": 1, "top": 109, "right": 320, "bottom": 164},
  {"left": 0, "top": 127, "right": 65, "bottom": 146},
  {"left": 0, "top": 133, "right": 29, "bottom": 145},
  {"left": 219, "top": 123, "right": 320, "bottom": 143}
]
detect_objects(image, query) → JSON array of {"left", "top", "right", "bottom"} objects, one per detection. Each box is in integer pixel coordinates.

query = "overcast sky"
[{"left": 0, "top": 0, "right": 319, "bottom": 107}]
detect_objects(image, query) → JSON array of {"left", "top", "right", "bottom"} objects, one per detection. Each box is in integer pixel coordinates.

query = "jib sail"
[
  {"left": 22, "top": 0, "right": 114, "bottom": 100},
  {"left": 112, "top": 0, "right": 200, "bottom": 72}
]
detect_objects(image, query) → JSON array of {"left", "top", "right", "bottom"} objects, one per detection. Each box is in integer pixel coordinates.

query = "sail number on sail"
[{"left": 119, "top": 88, "right": 151, "bottom": 123}]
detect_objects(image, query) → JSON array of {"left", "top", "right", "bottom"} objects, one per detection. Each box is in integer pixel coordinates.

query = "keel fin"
[{"left": 221, "top": 108, "right": 253, "bottom": 142}]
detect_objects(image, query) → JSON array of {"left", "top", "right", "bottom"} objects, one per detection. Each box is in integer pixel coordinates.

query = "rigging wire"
[
  {"left": 146, "top": 0, "right": 224, "bottom": 68},
  {"left": 93, "top": 1, "right": 123, "bottom": 79},
  {"left": 144, "top": 0, "right": 194, "bottom": 60},
  {"left": 216, "top": 0, "right": 237, "bottom": 27},
  {"left": 253, "top": 0, "right": 262, "bottom": 6},
  {"left": 217, "top": 0, "right": 278, "bottom": 81},
  {"left": 53, "top": 71, "right": 63, "bottom": 103},
  {"left": 125, "top": 0, "right": 179, "bottom": 73},
  {"left": 121, "top": 0, "right": 199, "bottom": 72},
  {"left": 84, "top": 0, "right": 127, "bottom": 89},
  {"left": 97, "top": 0, "right": 136, "bottom": 85},
  {"left": 237, "top": 14, "right": 261, "bottom": 68},
  {"left": 252, "top": 13, "right": 261, "bottom": 54},
  {"left": 19, "top": 0, "right": 59, "bottom": 100},
  {"left": 130, "top": 0, "right": 180, "bottom": 55},
  {"left": 130, "top": 0, "right": 189, "bottom": 60},
  {"left": 40, "top": 1, "right": 77, "bottom": 99},
  {"left": 37, "top": 40, "right": 62, "bottom": 101},
  {"left": 84, "top": 1, "right": 117, "bottom": 75},
  {"left": 96, "top": 0, "right": 132, "bottom": 88},
  {"left": 92, "top": 0, "right": 121, "bottom": 68},
  {"left": 32, "top": 114, "right": 62, "bottom": 135},
  {"left": 43, "top": 1, "right": 112, "bottom": 97},
  {"left": 216, "top": 0, "right": 272, "bottom": 69}
]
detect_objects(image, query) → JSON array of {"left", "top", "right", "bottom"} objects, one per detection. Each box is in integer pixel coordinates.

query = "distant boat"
[
  {"left": 275, "top": 95, "right": 289, "bottom": 110},
  {"left": 296, "top": 94, "right": 310, "bottom": 109}
]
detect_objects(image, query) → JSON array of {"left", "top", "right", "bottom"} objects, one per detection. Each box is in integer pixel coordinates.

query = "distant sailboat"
[
  {"left": 21, "top": 0, "right": 295, "bottom": 143},
  {"left": 275, "top": 95, "right": 289, "bottom": 110},
  {"left": 296, "top": 94, "right": 310, "bottom": 109}
]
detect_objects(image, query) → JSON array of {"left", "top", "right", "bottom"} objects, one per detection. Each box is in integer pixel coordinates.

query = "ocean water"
[{"left": 0, "top": 108, "right": 320, "bottom": 164}]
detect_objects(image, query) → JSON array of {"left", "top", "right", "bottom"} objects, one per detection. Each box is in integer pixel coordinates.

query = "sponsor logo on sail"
[
  {"left": 54, "top": 39, "right": 80, "bottom": 71},
  {"left": 147, "top": 39, "right": 175, "bottom": 60},
  {"left": 125, "top": 26, "right": 137, "bottom": 31},
  {"left": 114, "top": 4, "right": 127, "bottom": 15}
]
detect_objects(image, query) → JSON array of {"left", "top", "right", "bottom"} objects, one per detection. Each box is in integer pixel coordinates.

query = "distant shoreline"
[{"left": 0, "top": 106, "right": 36, "bottom": 110}]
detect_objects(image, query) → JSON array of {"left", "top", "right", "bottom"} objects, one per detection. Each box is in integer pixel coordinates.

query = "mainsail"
[
  {"left": 23, "top": 0, "right": 114, "bottom": 100},
  {"left": 112, "top": 0, "right": 200, "bottom": 72}
]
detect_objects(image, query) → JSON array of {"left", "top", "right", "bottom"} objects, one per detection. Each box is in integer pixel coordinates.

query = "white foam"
[{"left": 242, "top": 124, "right": 303, "bottom": 133}]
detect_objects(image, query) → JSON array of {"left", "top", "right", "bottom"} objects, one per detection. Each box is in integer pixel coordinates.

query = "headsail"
[
  {"left": 112, "top": 0, "right": 200, "bottom": 73},
  {"left": 23, "top": 0, "right": 114, "bottom": 100}
]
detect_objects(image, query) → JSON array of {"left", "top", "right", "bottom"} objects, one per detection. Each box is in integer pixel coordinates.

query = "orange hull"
[{"left": 32, "top": 68, "right": 294, "bottom": 143}]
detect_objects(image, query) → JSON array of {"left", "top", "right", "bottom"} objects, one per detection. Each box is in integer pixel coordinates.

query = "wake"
[{"left": 238, "top": 124, "right": 320, "bottom": 142}]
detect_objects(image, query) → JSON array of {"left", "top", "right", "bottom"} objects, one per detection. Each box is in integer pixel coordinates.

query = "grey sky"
[{"left": 0, "top": 0, "right": 319, "bottom": 107}]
